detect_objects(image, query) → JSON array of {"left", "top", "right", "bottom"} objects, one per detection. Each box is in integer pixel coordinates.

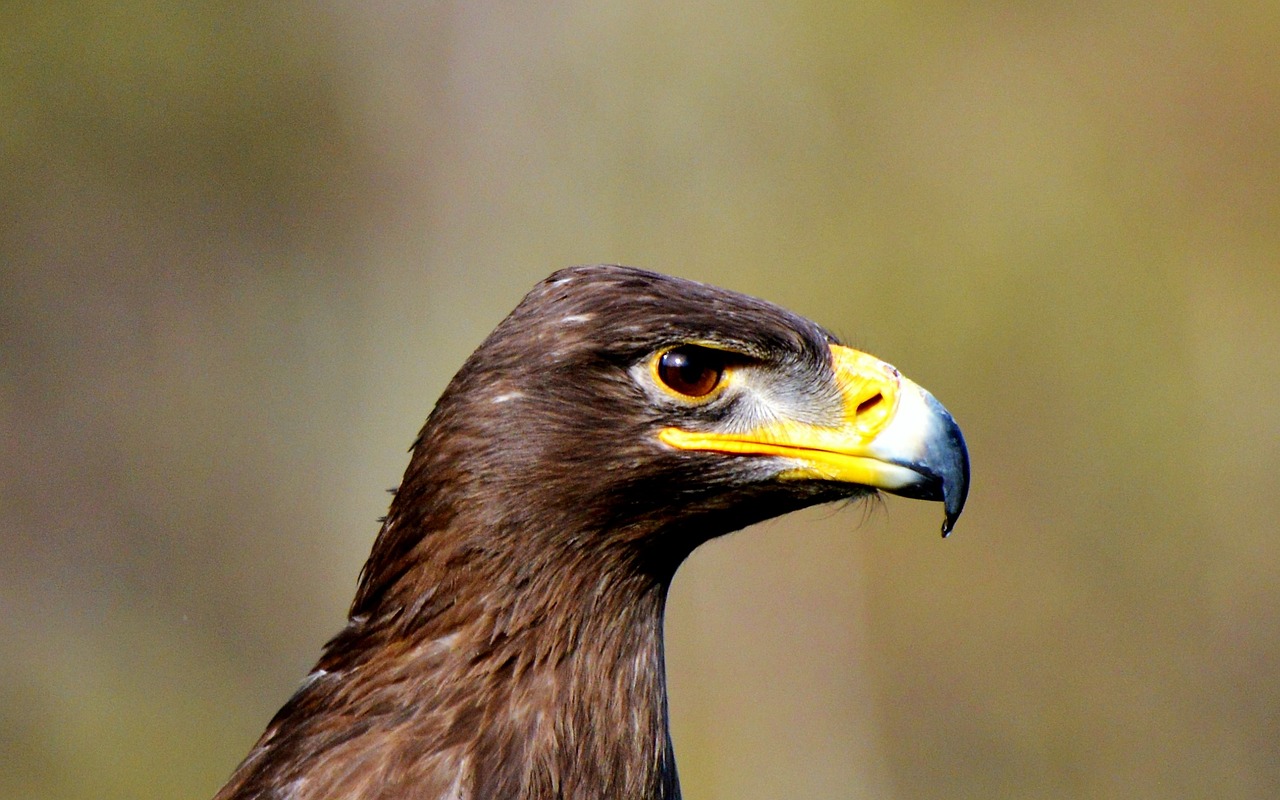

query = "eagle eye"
[{"left": 655, "top": 346, "right": 726, "bottom": 398}]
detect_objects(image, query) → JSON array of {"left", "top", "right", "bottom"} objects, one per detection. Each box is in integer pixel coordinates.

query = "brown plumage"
[{"left": 214, "top": 265, "right": 968, "bottom": 800}]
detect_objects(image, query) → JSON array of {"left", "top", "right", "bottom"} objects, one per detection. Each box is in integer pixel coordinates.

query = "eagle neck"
[
  {"left": 347, "top": 508, "right": 685, "bottom": 799},
  {"left": 409, "top": 550, "right": 682, "bottom": 799}
]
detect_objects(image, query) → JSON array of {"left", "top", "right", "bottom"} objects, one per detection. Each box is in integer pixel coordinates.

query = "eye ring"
[{"left": 654, "top": 345, "right": 726, "bottom": 399}]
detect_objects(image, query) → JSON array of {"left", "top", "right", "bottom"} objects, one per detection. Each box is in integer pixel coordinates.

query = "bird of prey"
[{"left": 213, "top": 265, "right": 969, "bottom": 800}]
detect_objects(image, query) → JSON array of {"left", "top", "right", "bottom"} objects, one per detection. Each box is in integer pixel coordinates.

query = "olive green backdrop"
[{"left": 3, "top": 3, "right": 1277, "bottom": 798}]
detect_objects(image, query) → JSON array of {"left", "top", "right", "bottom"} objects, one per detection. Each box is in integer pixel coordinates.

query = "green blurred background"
[{"left": 3, "top": 2, "right": 1278, "bottom": 798}]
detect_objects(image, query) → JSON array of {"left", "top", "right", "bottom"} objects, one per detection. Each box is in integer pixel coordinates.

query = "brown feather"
[{"left": 214, "top": 265, "right": 863, "bottom": 800}]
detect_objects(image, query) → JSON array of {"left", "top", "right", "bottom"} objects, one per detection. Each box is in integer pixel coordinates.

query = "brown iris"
[{"left": 657, "top": 346, "right": 725, "bottom": 398}]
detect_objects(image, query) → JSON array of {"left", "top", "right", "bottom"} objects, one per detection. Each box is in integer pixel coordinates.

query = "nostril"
[{"left": 856, "top": 392, "right": 883, "bottom": 418}]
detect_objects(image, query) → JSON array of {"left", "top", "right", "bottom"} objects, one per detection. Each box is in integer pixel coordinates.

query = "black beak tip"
[
  {"left": 941, "top": 505, "right": 962, "bottom": 538},
  {"left": 925, "top": 394, "right": 970, "bottom": 538}
]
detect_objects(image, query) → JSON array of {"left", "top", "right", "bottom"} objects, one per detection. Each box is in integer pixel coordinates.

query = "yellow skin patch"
[{"left": 658, "top": 344, "right": 931, "bottom": 492}]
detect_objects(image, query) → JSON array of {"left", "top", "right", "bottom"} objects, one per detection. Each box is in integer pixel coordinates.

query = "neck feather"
[{"left": 218, "top": 508, "right": 683, "bottom": 800}]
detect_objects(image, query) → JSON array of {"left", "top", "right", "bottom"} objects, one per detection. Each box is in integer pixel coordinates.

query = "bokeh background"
[{"left": 3, "top": 3, "right": 1278, "bottom": 798}]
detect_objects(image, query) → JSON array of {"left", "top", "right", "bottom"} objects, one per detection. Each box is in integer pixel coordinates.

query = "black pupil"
[{"left": 658, "top": 347, "right": 722, "bottom": 397}]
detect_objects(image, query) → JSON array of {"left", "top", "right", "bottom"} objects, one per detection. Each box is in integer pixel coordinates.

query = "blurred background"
[{"left": 3, "top": 2, "right": 1278, "bottom": 798}]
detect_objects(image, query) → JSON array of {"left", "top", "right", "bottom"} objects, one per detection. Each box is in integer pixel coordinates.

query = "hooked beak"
[{"left": 659, "top": 345, "right": 970, "bottom": 536}]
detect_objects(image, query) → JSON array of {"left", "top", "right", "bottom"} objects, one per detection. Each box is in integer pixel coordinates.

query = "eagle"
[{"left": 213, "top": 265, "right": 969, "bottom": 800}]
